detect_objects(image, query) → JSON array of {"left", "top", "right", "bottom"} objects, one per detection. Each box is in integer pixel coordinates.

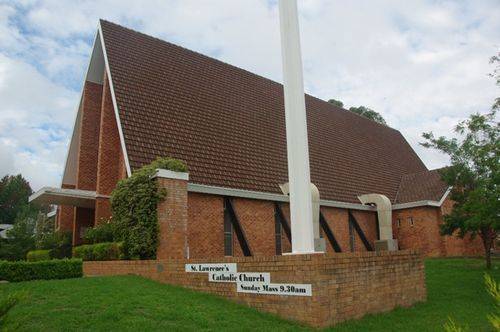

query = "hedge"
[
  {"left": 0, "top": 259, "right": 82, "bottom": 282},
  {"left": 72, "top": 242, "right": 123, "bottom": 261},
  {"left": 26, "top": 250, "right": 51, "bottom": 262}
]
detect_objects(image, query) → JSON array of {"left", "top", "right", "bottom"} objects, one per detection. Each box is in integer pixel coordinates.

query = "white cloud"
[
  {"left": 0, "top": 53, "right": 77, "bottom": 190},
  {"left": 0, "top": 0, "right": 498, "bottom": 191}
]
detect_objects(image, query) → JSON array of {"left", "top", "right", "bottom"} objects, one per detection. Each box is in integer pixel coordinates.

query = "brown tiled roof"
[
  {"left": 395, "top": 169, "right": 449, "bottom": 204},
  {"left": 100, "top": 20, "right": 431, "bottom": 204}
]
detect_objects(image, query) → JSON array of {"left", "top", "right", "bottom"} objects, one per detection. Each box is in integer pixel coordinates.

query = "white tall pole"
[{"left": 278, "top": 0, "right": 315, "bottom": 254}]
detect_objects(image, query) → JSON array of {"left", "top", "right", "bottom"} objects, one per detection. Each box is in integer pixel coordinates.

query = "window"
[
  {"left": 223, "top": 201, "right": 233, "bottom": 256},
  {"left": 408, "top": 217, "right": 414, "bottom": 227},
  {"left": 275, "top": 214, "right": 282, "bottom": 255},
  {"left": 397, "top": 219, "right": 401, "bottom": 228},
  {"left": 348, "top": 217, "right": 355, "bottom": 252}
]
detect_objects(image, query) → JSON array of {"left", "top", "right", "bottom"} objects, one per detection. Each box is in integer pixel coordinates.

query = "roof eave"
[{"left": 392, "top": 186, "right": 452, "bottom": 210}]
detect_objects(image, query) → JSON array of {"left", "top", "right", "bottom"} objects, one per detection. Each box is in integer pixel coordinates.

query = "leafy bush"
[
  {"left": 83, "top": 219, "right": 115, "bottom": 244},
  {"left": 111, "top": 157, "right": 187, "bottom": 259},
  {"left": 72, "top": 245, "right": 94, "bottom": 261},
  {"left": 72, "top": 242, "right": 123, "bottom": 261},
  {"left": 30, "top": 231, "right": 72, "bottom": 260},
  {"left": 50, "top": 231, "right": 72, "bottom": 259},
  {"left": 26, "top": 250, "right": 51, "bottom": 262},
  {"left": 0, "top": 259, "right": 82, "bottom": 282}
]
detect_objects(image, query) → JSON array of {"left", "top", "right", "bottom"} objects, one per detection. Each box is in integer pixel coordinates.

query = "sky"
[{"left": 0, "top": 0, "right": 498, "bottom": 191}]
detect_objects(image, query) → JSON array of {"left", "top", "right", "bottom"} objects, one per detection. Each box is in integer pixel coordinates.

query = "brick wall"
[
  {"left": 392, "top": 199, "right": 483, "bottom": 257},
  {"left": 188, "top": 193, "right": 224, "bottom": 258},
  {"left": 95, "top": 73, "right": 123, "bottom": 224},
  {"left": 83, "top": 250, "right": 426, "bottom": 328},
  {"left": 71, "top": 80, "right": 102, "bottom": 244},
  {"left": 231, "top": 199, "right": 276, "bottom": 257},
  {"left": 157, "top": 176, "right": 189, "bottom": 260},
  {"left": 393, "top": 206, "right": 445, "bottom": 256},
  {"left": 73, "top": 208, "right": 94, "bottom": 245},
  {"left": 187, "top": 195, "right": 379, "bottom": 258},
  {"left": 56, "top": 183, "right": 76, "bottom": 232},
  {"left": 76, "top": 81, "right": 102, "bottom": 191}
]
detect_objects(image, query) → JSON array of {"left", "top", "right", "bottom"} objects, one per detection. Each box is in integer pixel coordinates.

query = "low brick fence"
[{"left": 84, "top": 250, "right": 426, "bottom": 327}]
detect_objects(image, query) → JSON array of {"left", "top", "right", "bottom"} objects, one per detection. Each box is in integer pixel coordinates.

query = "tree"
[
  {"left": 328, "top": 98, "right": 344, "bottom": 108},
  {"left": 0, "top": 206, "right": 37, "bottom": 261},
  {"left": 421, "top": 110, "right": 499, "bottom": 268},
  {"left": 327, "top": 98, "right": 388, "bottom": 125},
  {"left": 0, "top": 175, "right": 33, "bottom": 224},
  {"left": 490, "top": 53, "right": 500, "bottom": 110},
  {"left": 422, "top": 54, "right": 499, "bottom": 269},
  {"left": 348, "top": 106, "right": 387, "bottom": 125}
]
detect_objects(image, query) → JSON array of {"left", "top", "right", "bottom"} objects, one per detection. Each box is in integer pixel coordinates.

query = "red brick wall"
[
  {"left": 83, "top": 251, "right": 426, "bottom": 328},
  {"left": 231, "top": 198, "right": 275, "bottom": 257},
  {"left": 95, "top": 73, "right": 124, "bottom": 224},
  {"left": 393, "top": 199, "right": 484, "bottom": 257},
  {"left": 186, "top": 195, "right": 379, "bottom": 258},
  {"left": 71, "top": 81, "right": 102, "bottom": 244},
  {"left": 76, "top": 81, "right": 102, "bottom": 191},
  {"left": 56, "top": 183, "right": 76, "bottom": 232},
  {"left": 73, "top": 208, "right": 94, "bottom": 245},
  {"left": 187, "top": 193, "right": 224, "bottom": 258},
  {"left": 277, "top": 203, "right": 292, "bottom": 253},
  {"left": 393, "top": 207, "right": 444, "bottom": 256},
  {"left": 157, "top": 176, "right": 188, "bottom": 259}
]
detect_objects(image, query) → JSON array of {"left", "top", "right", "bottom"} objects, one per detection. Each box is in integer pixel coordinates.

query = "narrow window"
[
  {"left": 275, "top": 212, "right": 282, "bottom": 255},
  {"left": 348, "top": 217, "right": 355, "bottom": 252},
  {"left": 397, "top": 219, "right": 401, "bottom": 228},
  {"left": 408, "top": 217, "right": 414, "bottom": 227},
  {"left": 223, "top": 201, "right": 233, "bottom": 256}
]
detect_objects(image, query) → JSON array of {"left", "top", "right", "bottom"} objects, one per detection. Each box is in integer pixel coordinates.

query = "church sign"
[{"left": 185, "top": 263, "right": 312, "bottom": 297}]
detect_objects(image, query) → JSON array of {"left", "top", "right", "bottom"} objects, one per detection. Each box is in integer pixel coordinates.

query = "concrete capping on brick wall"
[
  {"left": 154, "top": 169, "right": 189, "bottom": 181},
  {"left": 187, "top": 183, "right": 376, "bottom": 211},
  {"left": 84, "top": 250, "right": 426, "bottom": 327}
]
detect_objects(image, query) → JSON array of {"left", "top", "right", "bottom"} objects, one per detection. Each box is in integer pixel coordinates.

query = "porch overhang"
[{"left": 29, "top": 187, "right": 97, "bottom": 209}]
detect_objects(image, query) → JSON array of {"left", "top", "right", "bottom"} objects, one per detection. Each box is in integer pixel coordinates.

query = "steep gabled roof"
[{"left": 99, "top": 20, "right": 430, "bottom": 204}]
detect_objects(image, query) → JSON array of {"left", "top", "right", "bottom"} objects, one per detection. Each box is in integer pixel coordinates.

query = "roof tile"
[{"left": 100, "top": 20, "right": 430, "bottom": 204}]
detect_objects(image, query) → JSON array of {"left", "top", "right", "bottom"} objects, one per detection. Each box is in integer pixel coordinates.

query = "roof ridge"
[{"left": 99, "top": 19, "right": 398, "bottom": 132}]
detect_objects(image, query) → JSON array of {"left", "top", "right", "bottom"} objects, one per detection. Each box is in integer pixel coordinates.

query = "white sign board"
[
  {"left": 209, "top": 272, "right": 271, "bottom": 284},
  {"left": 237, "top": 282, "right": 312, "bottom": 297},
  {"left": 185, "top": 263, "right": 237, "bottom": 273}
]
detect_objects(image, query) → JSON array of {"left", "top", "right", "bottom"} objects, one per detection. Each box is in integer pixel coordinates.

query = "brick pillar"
[
  {"left": 155, "top": 169, "right": 189, "bottom": 260},
  {"left": 76, "top": 80, "right": 102, "bottom": 191},
  {"left": 95, "top": 72, "right": 122, "bottom": 225},
  {"left": 57, "top": 184, "right": 76, "bottom": 233},
  {"left": 73, "top": 80, "right": 103, "bottom": 244}
]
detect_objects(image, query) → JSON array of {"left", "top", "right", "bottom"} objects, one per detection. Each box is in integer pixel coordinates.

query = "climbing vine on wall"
[{"left": 110, "top": 157, "right": 188, "bottom": 259}]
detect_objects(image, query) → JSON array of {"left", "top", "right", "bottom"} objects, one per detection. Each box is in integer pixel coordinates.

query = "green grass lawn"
[{"left": 0, "top": 258, "right": 498, "bottom": 331}]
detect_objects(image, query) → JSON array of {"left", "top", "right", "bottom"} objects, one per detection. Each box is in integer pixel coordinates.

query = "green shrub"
[
  {"left": 26, "top": 250, "right": 51, "bottom": 262},
  {"left": 0, "top": 259, "right": 82, "bottom": 282},
  {"left": 72, "top": 245, "right": 94, "bottom": 261},
  {"left": 111, "top": 157, "right": 187, "bottom": 259},
  {"left": 83, "top": 220, "right": 115, "bottom": 244},
  {"left": 35, "top": 231, "right": 72, "bottom": 259},
  {"left": 73, "top": 242, "right": 123, "bottom": 261}
]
